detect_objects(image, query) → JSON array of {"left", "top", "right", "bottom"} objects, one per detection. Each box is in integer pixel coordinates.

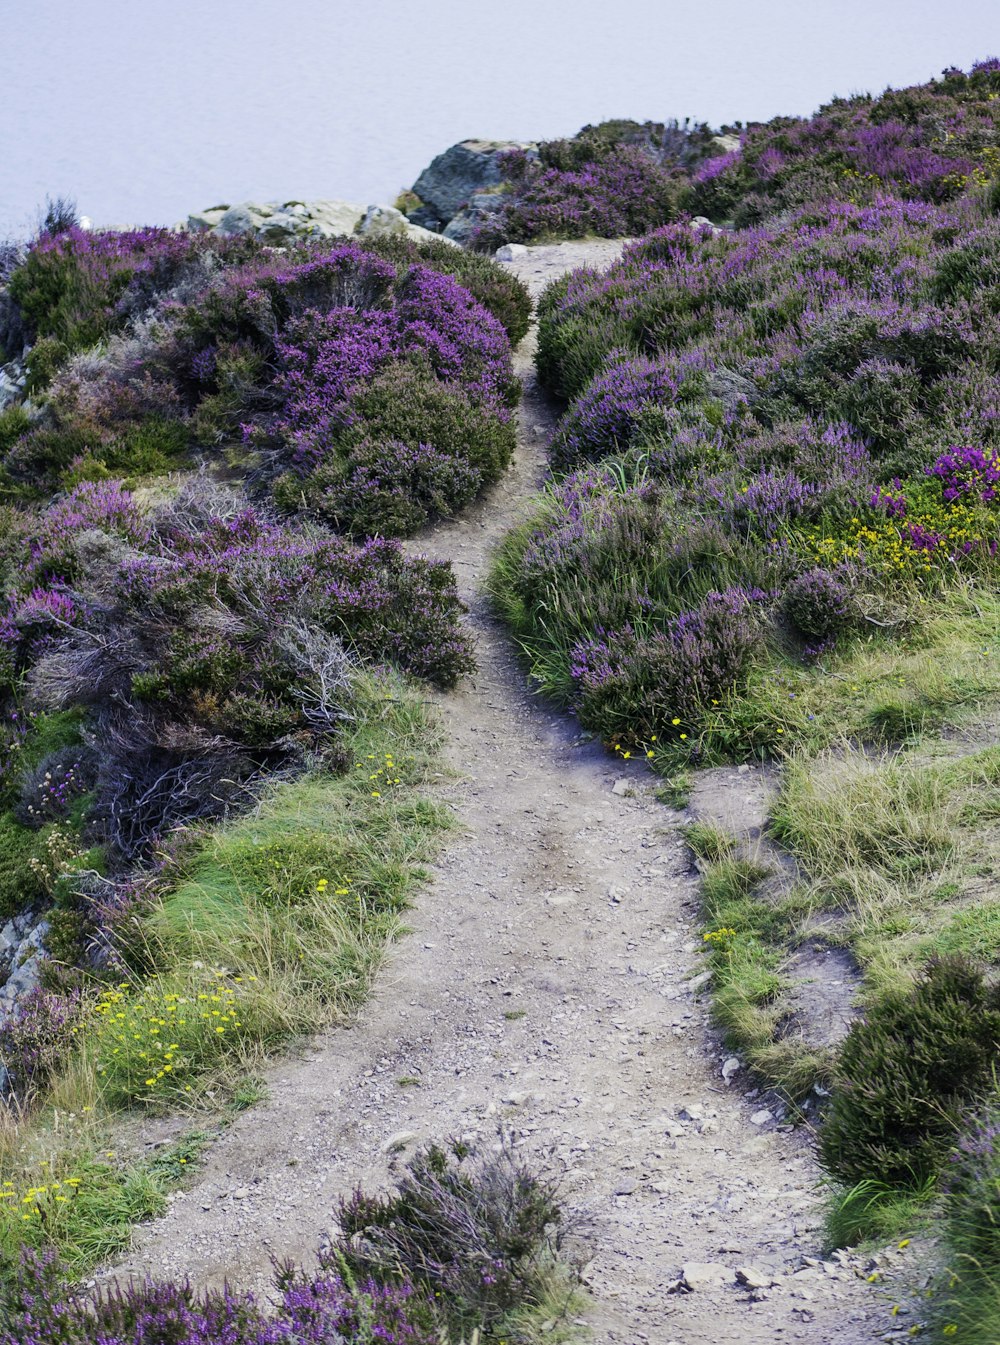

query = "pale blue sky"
[{"left": 2, "top": 0, "right": 998, "bottom": 235}]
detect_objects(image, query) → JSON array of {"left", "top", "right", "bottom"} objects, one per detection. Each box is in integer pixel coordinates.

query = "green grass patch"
[
  {"left": 823, "top": 1177, "right": 936, "bottom": 1252},
  {"left": 0, "top": 673, "right": 451, "bottom": 1279},
  {"left": 693, "top": 851, "right": 830, "bottom": 1098}
]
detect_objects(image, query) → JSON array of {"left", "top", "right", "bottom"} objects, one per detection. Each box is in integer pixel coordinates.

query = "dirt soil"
[{"left": 104, "top": 240, "right": 910, "bottom": 1344}]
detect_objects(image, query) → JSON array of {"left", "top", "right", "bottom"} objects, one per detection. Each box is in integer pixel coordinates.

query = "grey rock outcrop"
[
  {"left": 0, "top": 358, "right": 26, "bottom": 412},
  {"left": 185, "top": 199, "right": 454, "bottom": 247},
  {"left": 202, "top": 199, "right": 367, "bottom": 242},
  {"left": 0, "top": 910, "right": 49, "bottom": 1018},
  {"left": 355, "top": 204, "right": 458, "bottom": 247},
  {"left": 711, "top": 133, "right": 741, "bottom": 155},
  {"left": 411, "top": 140, "right": 533, "bottom": 229}
]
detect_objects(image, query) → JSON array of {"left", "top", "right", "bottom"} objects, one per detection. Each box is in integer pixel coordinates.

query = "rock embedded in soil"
[{"left": 681, "top": 1261, "right": 738, "bottom": 1291}]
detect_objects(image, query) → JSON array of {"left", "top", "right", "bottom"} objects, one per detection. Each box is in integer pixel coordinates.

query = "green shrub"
[
  {"left": 300, "top": 363, "right": 515, "bottom": 526},
  {"left": 0, "top": 813, "right": 50, "bottom": 919},
  {"left": 820, "top": 956, "right": 1000, "bottom": 1189},
  {"left": 24, "top": 337, "right": 72, "bottom": 392},
  {"left": 933, "top": 1101, "right": 1000, "bottom": 1342},
  {"left": 0, "top": 407, "right": 30, "bottom": 456}
]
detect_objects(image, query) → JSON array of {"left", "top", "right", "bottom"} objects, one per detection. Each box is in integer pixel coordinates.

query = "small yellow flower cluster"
[
  {"left": 703, "top": 927, "right": 738, "bottom": 944},
  {"left": 356, "top": 751, "right": 404, "bottom": 799},
  {"left": 612, "top": 734, "right": 660, "bottom": 762},
  {"left": 0, "top": 1174, "right": 81, "bottom": 1222},
  {"left": 316, "top": 877, "right": 351, "bottom": 897},
  {"left": 91, "top": 971, "right": 246, "bottom": 1094},
  {"left": 804, "top": 493, "right": 997, "bottom": 582}
]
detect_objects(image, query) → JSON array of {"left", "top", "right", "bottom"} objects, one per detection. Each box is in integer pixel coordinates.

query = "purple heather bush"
[
  {"left": 689, "top": 59, "right": 1000, "bottom": 225},
  {"left": 0, "top": 987, "right": 83, "bottom": 1098},
  {"left": 475, "top": 144, "right": 687, "bottom": 250},
  {"left": 0, "top": 1138, "right": 566, "bottom": 1343},
  {"left": 0, "top": 479, "right": 473, "bottom": 864},
  {"left": 2, "top": 231, "right": 523, "bottom": 538},
  {"left": 494, "top": 80, "right": 1000, "bottom": 755},
  {"left": 0, "top": 1249, "right": 437, "bottom": 1345}
]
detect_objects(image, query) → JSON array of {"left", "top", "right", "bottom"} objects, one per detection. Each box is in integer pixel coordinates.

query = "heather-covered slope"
[
  {"left": 399, "top": 58, "right": 1000, "bottom": 249},
  {"left": 481, "top": 57, "right": 1000, "bottom": 1345}
]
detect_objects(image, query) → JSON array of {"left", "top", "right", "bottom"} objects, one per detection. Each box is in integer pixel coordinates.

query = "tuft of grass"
[
  {"left": 681, "top": 821, "right": 735, "bottom": 864},
  {"left": 770, "top": 743, "right": 1000, "bottom": 995},
  {"left": 824, "top": 1176, "right": 936, "bottom": 1252},
  {"left": 655, "top": 771, "right": 692, "bottom": 808}
]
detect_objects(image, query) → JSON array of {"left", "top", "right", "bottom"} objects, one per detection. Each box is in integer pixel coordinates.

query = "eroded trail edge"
[{"left": 110, "top": 242, "right": 888, "bottom": 1345}]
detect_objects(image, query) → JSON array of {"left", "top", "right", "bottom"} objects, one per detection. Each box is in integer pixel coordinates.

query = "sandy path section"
[{"left": 106, "top": 241, "right": 890, "bottom": 1344}]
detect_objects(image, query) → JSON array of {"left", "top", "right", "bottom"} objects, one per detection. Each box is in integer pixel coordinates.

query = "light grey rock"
[
  {"left": 0, "top": 360, "right": 26, "bottom": 411},
  {"left": 705, "top": 367, "right": 756, "bottom": 412},
  {"left": 303, "top": 200, "right": 365, "bottom": 237},
  {"left": 495, "top": 243, "right": 528, "bottom": 262},
  {"left": 217, "top": 204, "right": 266, "bottom": 236},
  {"left": 381, "top": 1130, "right": 417, "bottom": 1154},
  {"left": 750, "top": 1108, "right": 773, "bottom": 1127},
  {"left": 682, "top": 1261, "right": 736, "bottom": 1291},
  {"left": 722, "top": 1056, "right": 741, "bottom": 1084},
  {"left": 356, "top": 203, "right": 411, "bottom": 238},
  {"left": 258, "top": 213, "right": 303, "bottom": 242},
  {"left": 611, "top": 778, "right": 633, "bottom": 797},
  {"left": 736, "top": 1265, "right": 777, "bottom": 1289},
  {"left": 191, "top": 200, "right": 366, "bottom": 243},
  {"left": 711, "top": 133, "right": 741, "bottom": 155},
  {"left": 406, "top": 205, "right": 443, "bottom": 232},
  {"left": 442, "top": 210, "right": 478, "bottom": 245},
  {"left": 687, "top": 969, "right": 713, "bottom": 992},
  {"left": 187, "top": 208, "right": 228, "bottom": 232},
  {"left": 354, "top": 204, "right": 456, "bottom": 247},
  {"left": 0, "top": 916, "right": 50, "bottom": 1016}
]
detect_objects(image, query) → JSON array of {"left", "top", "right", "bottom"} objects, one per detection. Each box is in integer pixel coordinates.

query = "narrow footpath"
[{"left": 109, "top": 242, "right": 894, "bottom": 1345}]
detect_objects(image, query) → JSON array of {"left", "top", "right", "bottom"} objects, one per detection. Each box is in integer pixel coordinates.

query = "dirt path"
[{"left": 108, "top": 241, "right": 897, "bottom": 1343}]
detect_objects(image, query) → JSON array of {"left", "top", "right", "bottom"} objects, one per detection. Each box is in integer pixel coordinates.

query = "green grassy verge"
[
  {"left": 693, "top": 734, "right": 1000, "bottom": 1093},
  {"left": 0, "top": 673, "right": 451, "bottom": 1282}
]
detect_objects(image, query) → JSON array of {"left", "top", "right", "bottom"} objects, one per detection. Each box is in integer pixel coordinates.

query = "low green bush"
[
  {"left": 0, "top": 813, "right": 50, "bottom": 919},
  {"left": 820, "top": 956, "right": 1000, "bottom": 1189}
]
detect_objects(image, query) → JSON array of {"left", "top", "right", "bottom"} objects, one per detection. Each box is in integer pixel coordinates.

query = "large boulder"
[
  {"left": 185, "top": 199, "right": 465, "bottom": 247},
  {"left": 411, "top": 140, "right": 532, "bottom": 227}
]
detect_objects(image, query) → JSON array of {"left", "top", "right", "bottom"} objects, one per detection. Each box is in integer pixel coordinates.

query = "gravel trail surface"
[{"left": 108, "top": 241, "right": 897, "bottom": 1344}]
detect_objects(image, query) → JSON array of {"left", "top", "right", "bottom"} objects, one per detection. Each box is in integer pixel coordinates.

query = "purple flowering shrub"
[
  {"left": 472, "top": 63, "right": 1000, "bottom": 246},
  {"left": 567, "top": 588, "right": 765, "bottom": 744},
  {"left": 0, "top": 987, "right": 83, "bottom": 1098},
  {"left": 0, "top": 479, "right": 472, "bottom": 864},
  {"left": 493, "top": 174, "right": 1000, "bottom": 755},
  {"left": 471, "top": 117, "right": 725, "bottom": 249},
  {"left": 690, "top": 59, "right": 1000, "bottom": 225},
  {"left": 782, "top": 568, "right": 851, "bottom": 640},
  {"left": 0, "top": 1138, "right": 568, "bottom": 1343},
  {"left": 222, "top": 252, "right": 518, "bottom": 536},
  {"left": 3, "top": 233, "right": 524, "bottom": 537},
  {"left": 0, "top": 1248, "right": 437, "bottom": 1345},
  {"left": 355, "top": 231, "right": 533, "bottom": 344},
  {"left": 332, "top": 1137, "right": 565, "bottom": 1336},
  {"left": 6, "top": 225, "right": 263, "bottom": 388},
  {"left": 474, "top": 145, "right": 687, "bottom": 250}
]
